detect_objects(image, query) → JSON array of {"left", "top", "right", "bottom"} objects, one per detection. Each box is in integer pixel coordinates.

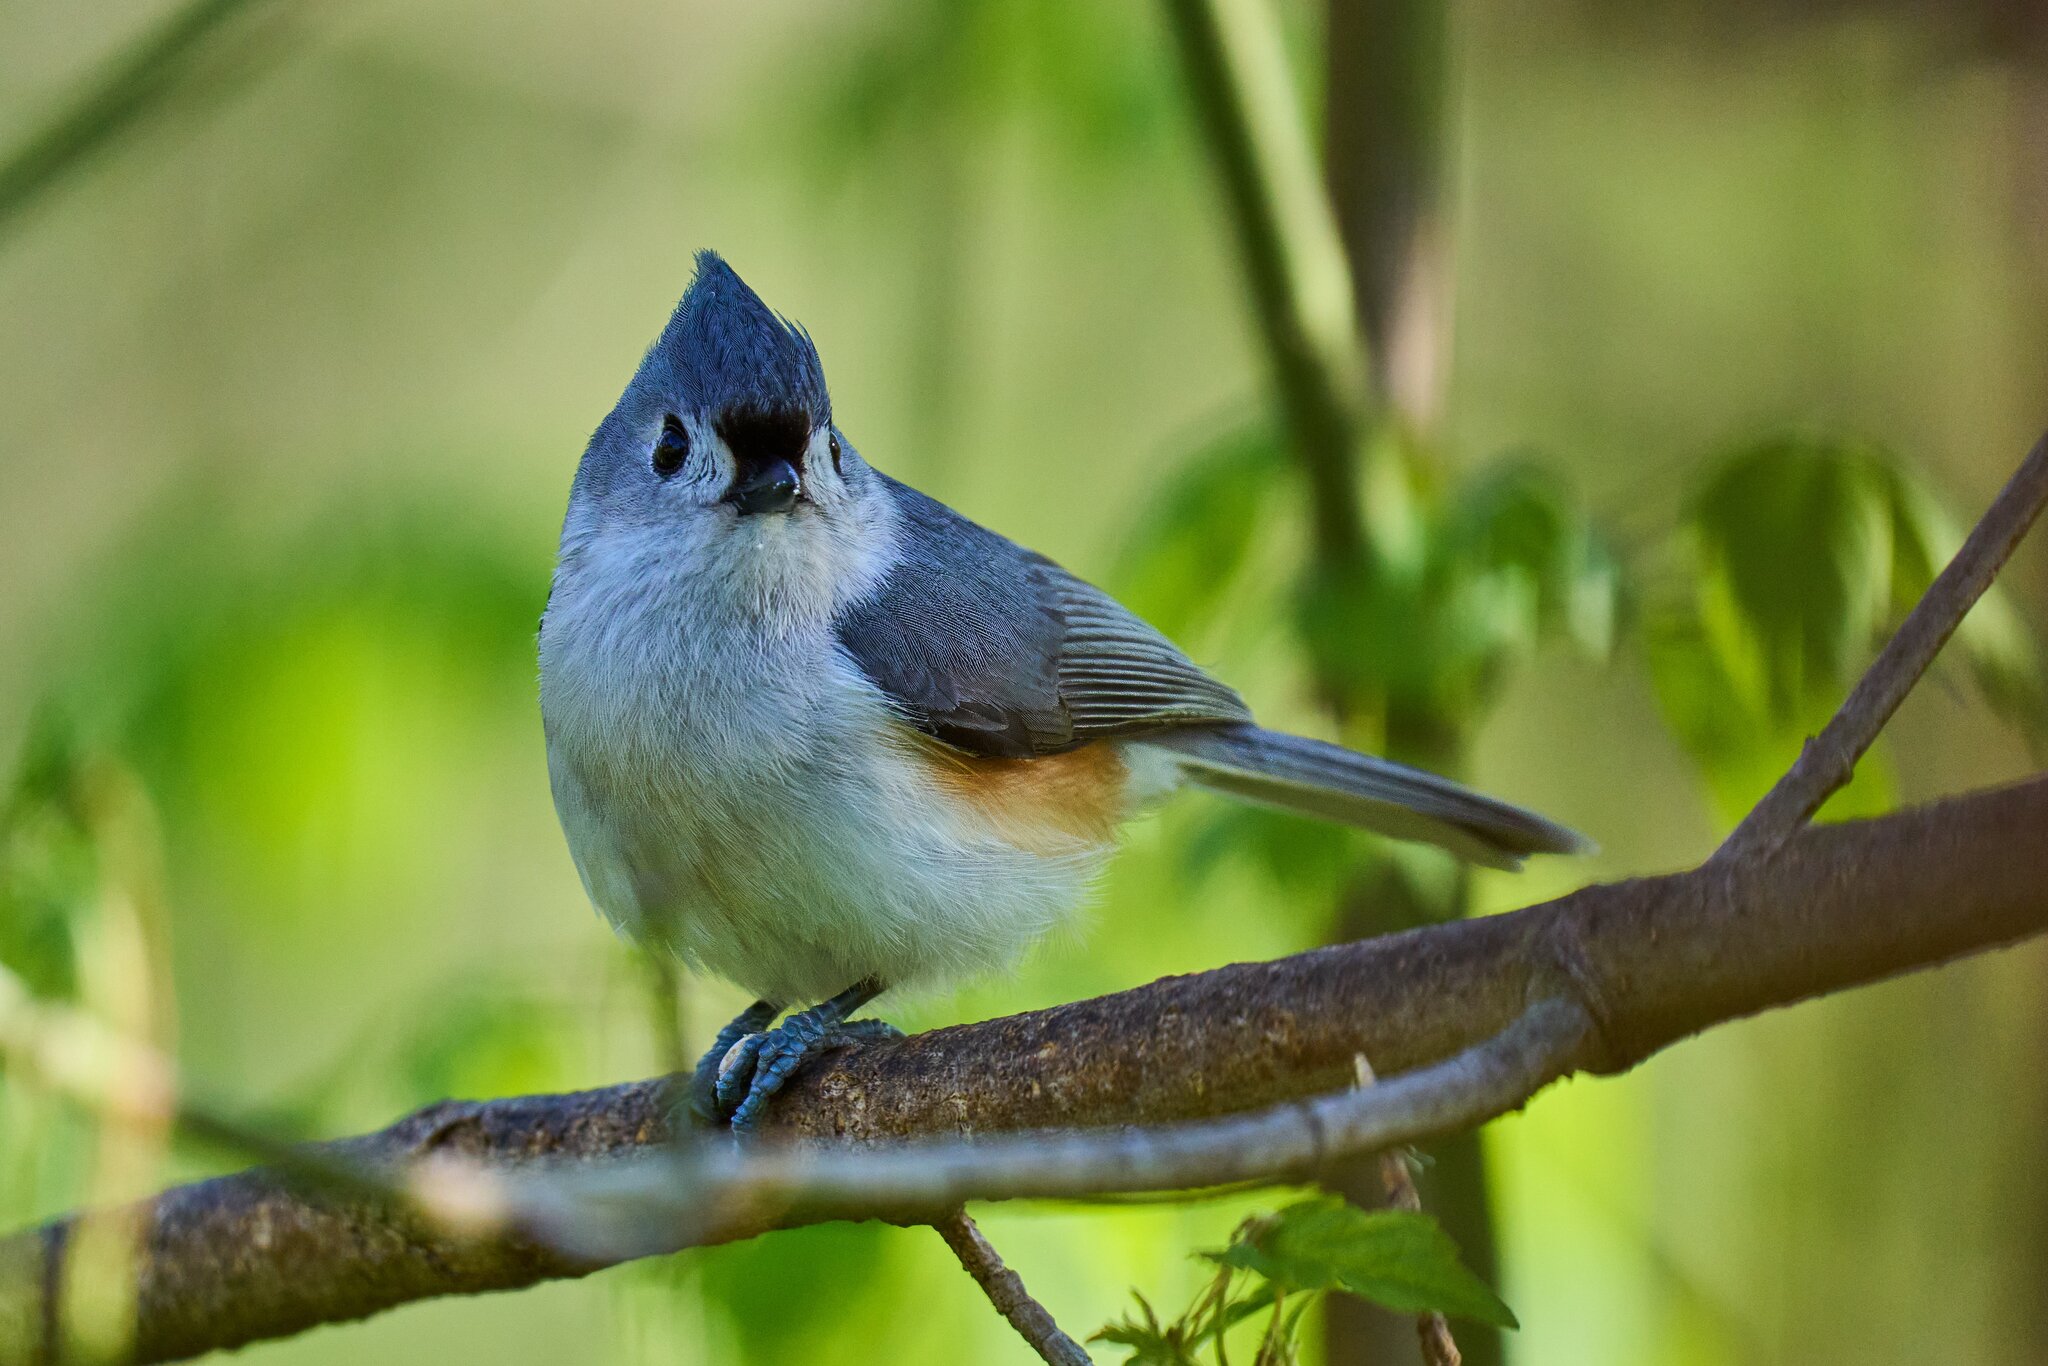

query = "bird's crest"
[{"left": 643, "top": 251, "right": 830, "bottom": 426}]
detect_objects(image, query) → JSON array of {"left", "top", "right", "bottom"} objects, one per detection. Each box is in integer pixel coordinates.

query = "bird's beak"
[{"left": 725, "top": 458, "right": 802, "bottom": 516}]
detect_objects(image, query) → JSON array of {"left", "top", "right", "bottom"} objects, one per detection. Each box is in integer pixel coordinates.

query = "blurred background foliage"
[{"left": 2, "top": 0, "right": 2047, "bottom": 1363}]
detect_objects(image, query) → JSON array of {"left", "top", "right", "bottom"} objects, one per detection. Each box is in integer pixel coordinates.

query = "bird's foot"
[
  {"left": 713, "top": 980, "right": 896, "bottom": 1130},
  {"left": 679, "top": 999, "right": 779, "bottom": 1129},
  {"left": 717, "top": 1016, "right": 903, "bottom": 1131}
]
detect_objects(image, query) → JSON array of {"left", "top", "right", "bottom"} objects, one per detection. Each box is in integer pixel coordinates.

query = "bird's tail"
[{"left": 1134, "top": 723, "right": 1590, "bottom": 870}]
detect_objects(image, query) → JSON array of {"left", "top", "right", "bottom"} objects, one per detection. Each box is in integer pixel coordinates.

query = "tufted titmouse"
[{"left": 539, "top": 252, "right": 1587, "bottom": 1129}]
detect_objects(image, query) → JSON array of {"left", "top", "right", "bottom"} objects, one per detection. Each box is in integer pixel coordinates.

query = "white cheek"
[{"left": 691, "top": 450, "right": 729, "bottom": 497}]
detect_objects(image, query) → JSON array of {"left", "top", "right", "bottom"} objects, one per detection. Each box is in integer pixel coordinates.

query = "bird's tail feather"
[{"left": 1135, "top": 723, "right": 1590, "bottom": 870}]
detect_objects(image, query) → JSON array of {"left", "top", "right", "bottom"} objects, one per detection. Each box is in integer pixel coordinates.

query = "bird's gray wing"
[{"left": 833, "top": 478, "right": 1251, "bottom": 758}]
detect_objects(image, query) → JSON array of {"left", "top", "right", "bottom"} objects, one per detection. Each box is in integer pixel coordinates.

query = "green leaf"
[
  {"left": 1091, "top": 1322, "right": 1192, "bottom": 1364},
  {"left": 1644, "top": 432, "right": 2045, "bottom": 820},
  {"left": 1092, "top": 1289, "right": 1204, "bottom": 1365},
  {"left": 1210, "top": 1281, "right": 1279, "bottom": 1337},
  {"left": 1209, "top": 1198, "right": 1517, "bottom": 1329},
  {"left": 1443, "top": 458, "right": 1623, "bottom": 663},
  {"left": 1688, "top": 435, "right": 1895, "bottom": 715},
  {"left": 1091, "top": 1323, "right": 1161, "bottom": 1347},
  {"left": 1290, "top": 447, "right": 1625, "bottom": 746}
]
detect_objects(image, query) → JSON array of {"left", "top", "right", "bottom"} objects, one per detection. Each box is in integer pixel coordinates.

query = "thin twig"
[
  {"left": 932, "top": 1210, "right": 1092, "bottom": 1366},
  {"left": 1720, "top": 431, "right": 2048, "bottom": 859},
  {"left": 1355, "top": 1057, "right": 1460, "bottom": 1366},
  {"left": 62, "top": 785, "right": 176, "bottom": 1365},
  {"left": 1412, "top": 1295, "right": 1463, "bottom": 1366}
]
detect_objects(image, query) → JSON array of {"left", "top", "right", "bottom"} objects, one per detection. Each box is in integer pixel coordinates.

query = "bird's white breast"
[{"left": 539, "top": 511, "right": 1116, "bottom": 1006}]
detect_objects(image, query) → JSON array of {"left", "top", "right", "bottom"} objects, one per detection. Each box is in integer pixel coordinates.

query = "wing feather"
[{"left": 833, "top": 478, "right": 1250, "bottom": 758}]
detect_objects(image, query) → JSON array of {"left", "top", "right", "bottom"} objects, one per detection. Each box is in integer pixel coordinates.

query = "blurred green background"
[{"left": 3, "top": 0, "right": 2046, "bottom": 1362}]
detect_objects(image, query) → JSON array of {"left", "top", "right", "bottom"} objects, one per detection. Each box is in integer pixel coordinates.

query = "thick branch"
[
  {"left": 4, "top": 776, "right": 2044, "bottom": 1362},
  {"left": 1722, "top": 430, "right": 2048, "bottom": 858}
]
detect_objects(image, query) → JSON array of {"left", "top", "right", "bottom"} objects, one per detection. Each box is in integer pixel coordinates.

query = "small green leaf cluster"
[
  {"left": 1093, "top": 1196, "right": 1511, "bottom": 1365},
  {"left": 1114, "top": 418, "right": 1627, "bottom": 927},
  {"left": 1643, "top": 433, "right": 2043, "bottom": 819},
  {"left": 1295, "top": 448, "right": 1624, "bottom": 753},
  {"left": 1115, "top": 421, "right": 1623, "bottom": 762},
  {"left": 1118, "top": 420, "right": 2044, "bottom": 832}
]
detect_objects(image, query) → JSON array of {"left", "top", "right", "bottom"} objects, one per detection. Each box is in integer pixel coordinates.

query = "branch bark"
[
  {"left": 512, "top": 997, "right": 1589, "bottom": 1267},
  {"left": 5, "top": 774, "right": 2045, "bottom": 1363}
]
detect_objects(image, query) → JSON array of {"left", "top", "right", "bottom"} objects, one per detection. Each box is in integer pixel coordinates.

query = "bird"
[{"left": 539, "top": 251, "right": 1587, "bottom": 1131}]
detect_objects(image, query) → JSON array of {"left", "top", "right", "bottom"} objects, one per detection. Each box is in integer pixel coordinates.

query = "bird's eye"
[
  {"left": 652, "top": 417, "right": 689, "bottom": 478},
  {"left": 828, "top": 431, "right": 843, "bottom": 474}
]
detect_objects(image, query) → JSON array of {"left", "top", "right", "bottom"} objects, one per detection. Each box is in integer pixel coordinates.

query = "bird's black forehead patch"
[{"left": 716, "top": 404, "right": 815, "bottom": 466}]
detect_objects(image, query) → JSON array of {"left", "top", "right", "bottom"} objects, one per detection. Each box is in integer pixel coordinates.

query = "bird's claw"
[
  {"left": 681, "top": 999, "right": 778, "bottom": 1129},
  {"left": 711, "top": 1028, "right": 775, "bottom": 1116},
  {"left": 714, "top": 1016, "right": 904, "bottom": 1131}
]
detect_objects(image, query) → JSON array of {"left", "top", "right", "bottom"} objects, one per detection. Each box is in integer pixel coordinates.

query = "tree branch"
[
  {"left": 5, "top": 774, "right": 2045, "bottom": 1362},
  {"left": 932, "top": 1212, "right": 1092, "bottom": 1366},
  {"left": 501, "top": 997, "right": 1590, "bottom": 1269},
  {"left": 1720, "top": 430, "right": 2048, "bottom": 858}
]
